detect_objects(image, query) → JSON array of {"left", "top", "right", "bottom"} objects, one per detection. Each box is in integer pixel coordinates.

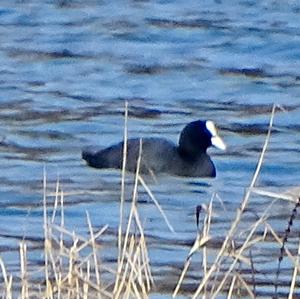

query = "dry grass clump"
[
  {"left": 0, "top": 102, "right": 157, "bottom": 299},
  {"left": 0, "top": 103, "right": 299, "bottom": 298},
  {"left": 0, "top": 167, "right": 153, "bottom": 299},
  {"left": 172, "top": 104, "right": 300, "bottom": 298}
]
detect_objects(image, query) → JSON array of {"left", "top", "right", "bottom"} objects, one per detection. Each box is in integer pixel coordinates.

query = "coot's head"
[{"left": 178, "top": 120, "right": 226, "bottom": 158}]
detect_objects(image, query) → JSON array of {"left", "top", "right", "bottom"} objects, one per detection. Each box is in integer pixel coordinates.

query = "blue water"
[{"left": 0, "top": 0, "right": 300, "bottom": 297}]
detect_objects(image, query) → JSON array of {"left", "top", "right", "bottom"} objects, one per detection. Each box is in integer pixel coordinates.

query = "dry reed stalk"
[
  {"left": 249, "top": 249, "right": 256, "bottom": 296},
  {"left": 210, "top": 201, "right": 274, "bottom": 298},
  {"left": 138, "top": 233, "right": 153, "bottom": 289},
  {"left": 115, "top": 101, "right": 129, "bottom": 294},
  {"left": 114, "top": 205, "right": 137, "bottom": 296},
  {"left": 49, "top": 237, "right": 61, "bottom": 290},
  {"left": 0, "top": 257, "right": 12, "bottom": 299},
  {"left": 67, "top": 282, "right": 71, "bottom": 299},
  {"left": 236, "top": 226, "right": 267, "bottom": 252},
  {"left": 288, "top": 235, "right": 300, "bottom": 299},
  {"left": 123, "top": 235, "right": 136, "bottom": 299},
  {"left": 266, "top": 223, "right": 300, "bottom": 271},
  {"left": 51, "top": 175, "right": 60, "bottom": 224},
  {"left": 121, "top": 232, "right": 150, "bottom": 297},
  {"left": 75, "top": 274, "right": 80, "bottom": 299},
  {"left": 114, "top": 138, "right": 151, "bottom": 299},
  {"left": 39, "top": 160, "right": 114, "bottom": 299},
  {"left": 130, "top": 206, "right": 151, "bottom": 294},
  {"left": 274, "top": 196, "right": 300, "bottom": 297},
  {"left": 227, "top": 274, "right": 237, "bottom": 299},
  {"left": 59, "top": 189, "right": 65, "bottom": 261},
  {"left": 114, "top": 102, "right": 151, "bottom": 294},
  {"left": 140, "top": 233, "right": 153, "bottom": 291},
  {"left": 44, "top": 195, "right": 104, "bottom": 298},
  {"left": 127, "top": 241, "right": 141, "bottom": 298},
  {"left": 83, "top": 260, "right": 90, "bottom": 299},
  {"left": 67, "top": 236, "right": 79, "bottom": 291},
  {"left": 43, "top": 167, "right": 54, "bottom": 299},
  {"left": 202, "top": 196, "right": 214, "bottom": 299},
  {"left": 192, "top": 104, "right": 277, "bottom": 299},
  {"left": 215, "top": 193, "right": 227, "bottom": 213},
  {"left": 116, "top": 250, "right": 131, "bottom": 299},
  {"left": 51, "top": 224, "right": 101, "bottom": 249},
  {"left": 172, "top": 259, "right": 192, "bottom": 297},
  {"left": 47, "top": 177, "right": 62, "bottom": 293},
  {"left": 57, "top": 190, "right": 66, "bottom": 296},
  {"left": 138, "top": 175, "right": 174, "bottom": 232},
  {"left": 137, "top": 256, "right": 149, "bottom": 296},
  {"left": 173, "top": 236, "right": 210, "bottom": 296},
  {"left": 57, "top": 272, "right": 62, "bottom": 299},
  {"left": 235, "top": 272, "right": 255, "bottom": 298},
  {"left": 75, "top": 273, "right": 113, "bottom": 298},
  {"left": 71, "top": 257, "right": 94, "bottom": 296},
  {"left": 86, "top": 211, "right": 101, "bottom": 298},
  {"left": 20, "top": 241, "right": 28, "bottom": 299},
  {"left": 250, "top": 188, "right": 296, "bottom": 203},
  {"left": 173, "top": 198, "right": 213, "bottom": 298},
  {"left": 114, "top": 139, "right": 143, "bottom": 298},
  {"left": 75, "top": 253, "right": 94, "bottom": 274},
  {"left": 76, "top": 225, "right": 108, "bottom": 253}
]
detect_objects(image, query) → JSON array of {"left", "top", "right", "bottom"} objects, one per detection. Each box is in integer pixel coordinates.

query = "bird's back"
[{"left": 82, "top": 138, "right": 176, "bottom": 174}]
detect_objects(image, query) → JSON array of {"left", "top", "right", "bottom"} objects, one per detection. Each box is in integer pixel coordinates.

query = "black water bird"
[{"left": 82, "top": 120, "right": 226, "bottom": 177}]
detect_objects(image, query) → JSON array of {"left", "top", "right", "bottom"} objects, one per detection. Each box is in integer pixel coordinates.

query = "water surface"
[{"left": 0, "top": 0, "right": 300, "bottom": 297}]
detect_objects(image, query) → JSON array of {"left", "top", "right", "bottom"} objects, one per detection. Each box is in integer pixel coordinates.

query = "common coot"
[{"left": 82, "top": 120, "right": 226, "bottom": 177}]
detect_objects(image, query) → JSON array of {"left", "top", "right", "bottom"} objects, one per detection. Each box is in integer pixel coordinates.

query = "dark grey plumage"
[{"left": 82, "top": 120, "right": 226, "bottom": 177}]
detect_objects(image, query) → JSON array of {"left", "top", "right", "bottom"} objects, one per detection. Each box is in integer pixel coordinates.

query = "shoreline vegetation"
[{"left": 1, "top": 103, "right": 300, "bottom": 298}]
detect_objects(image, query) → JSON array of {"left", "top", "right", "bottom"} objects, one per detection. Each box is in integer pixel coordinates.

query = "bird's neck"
[{"left": 177, "top": 146, "right": 206, "bottom": 161}]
